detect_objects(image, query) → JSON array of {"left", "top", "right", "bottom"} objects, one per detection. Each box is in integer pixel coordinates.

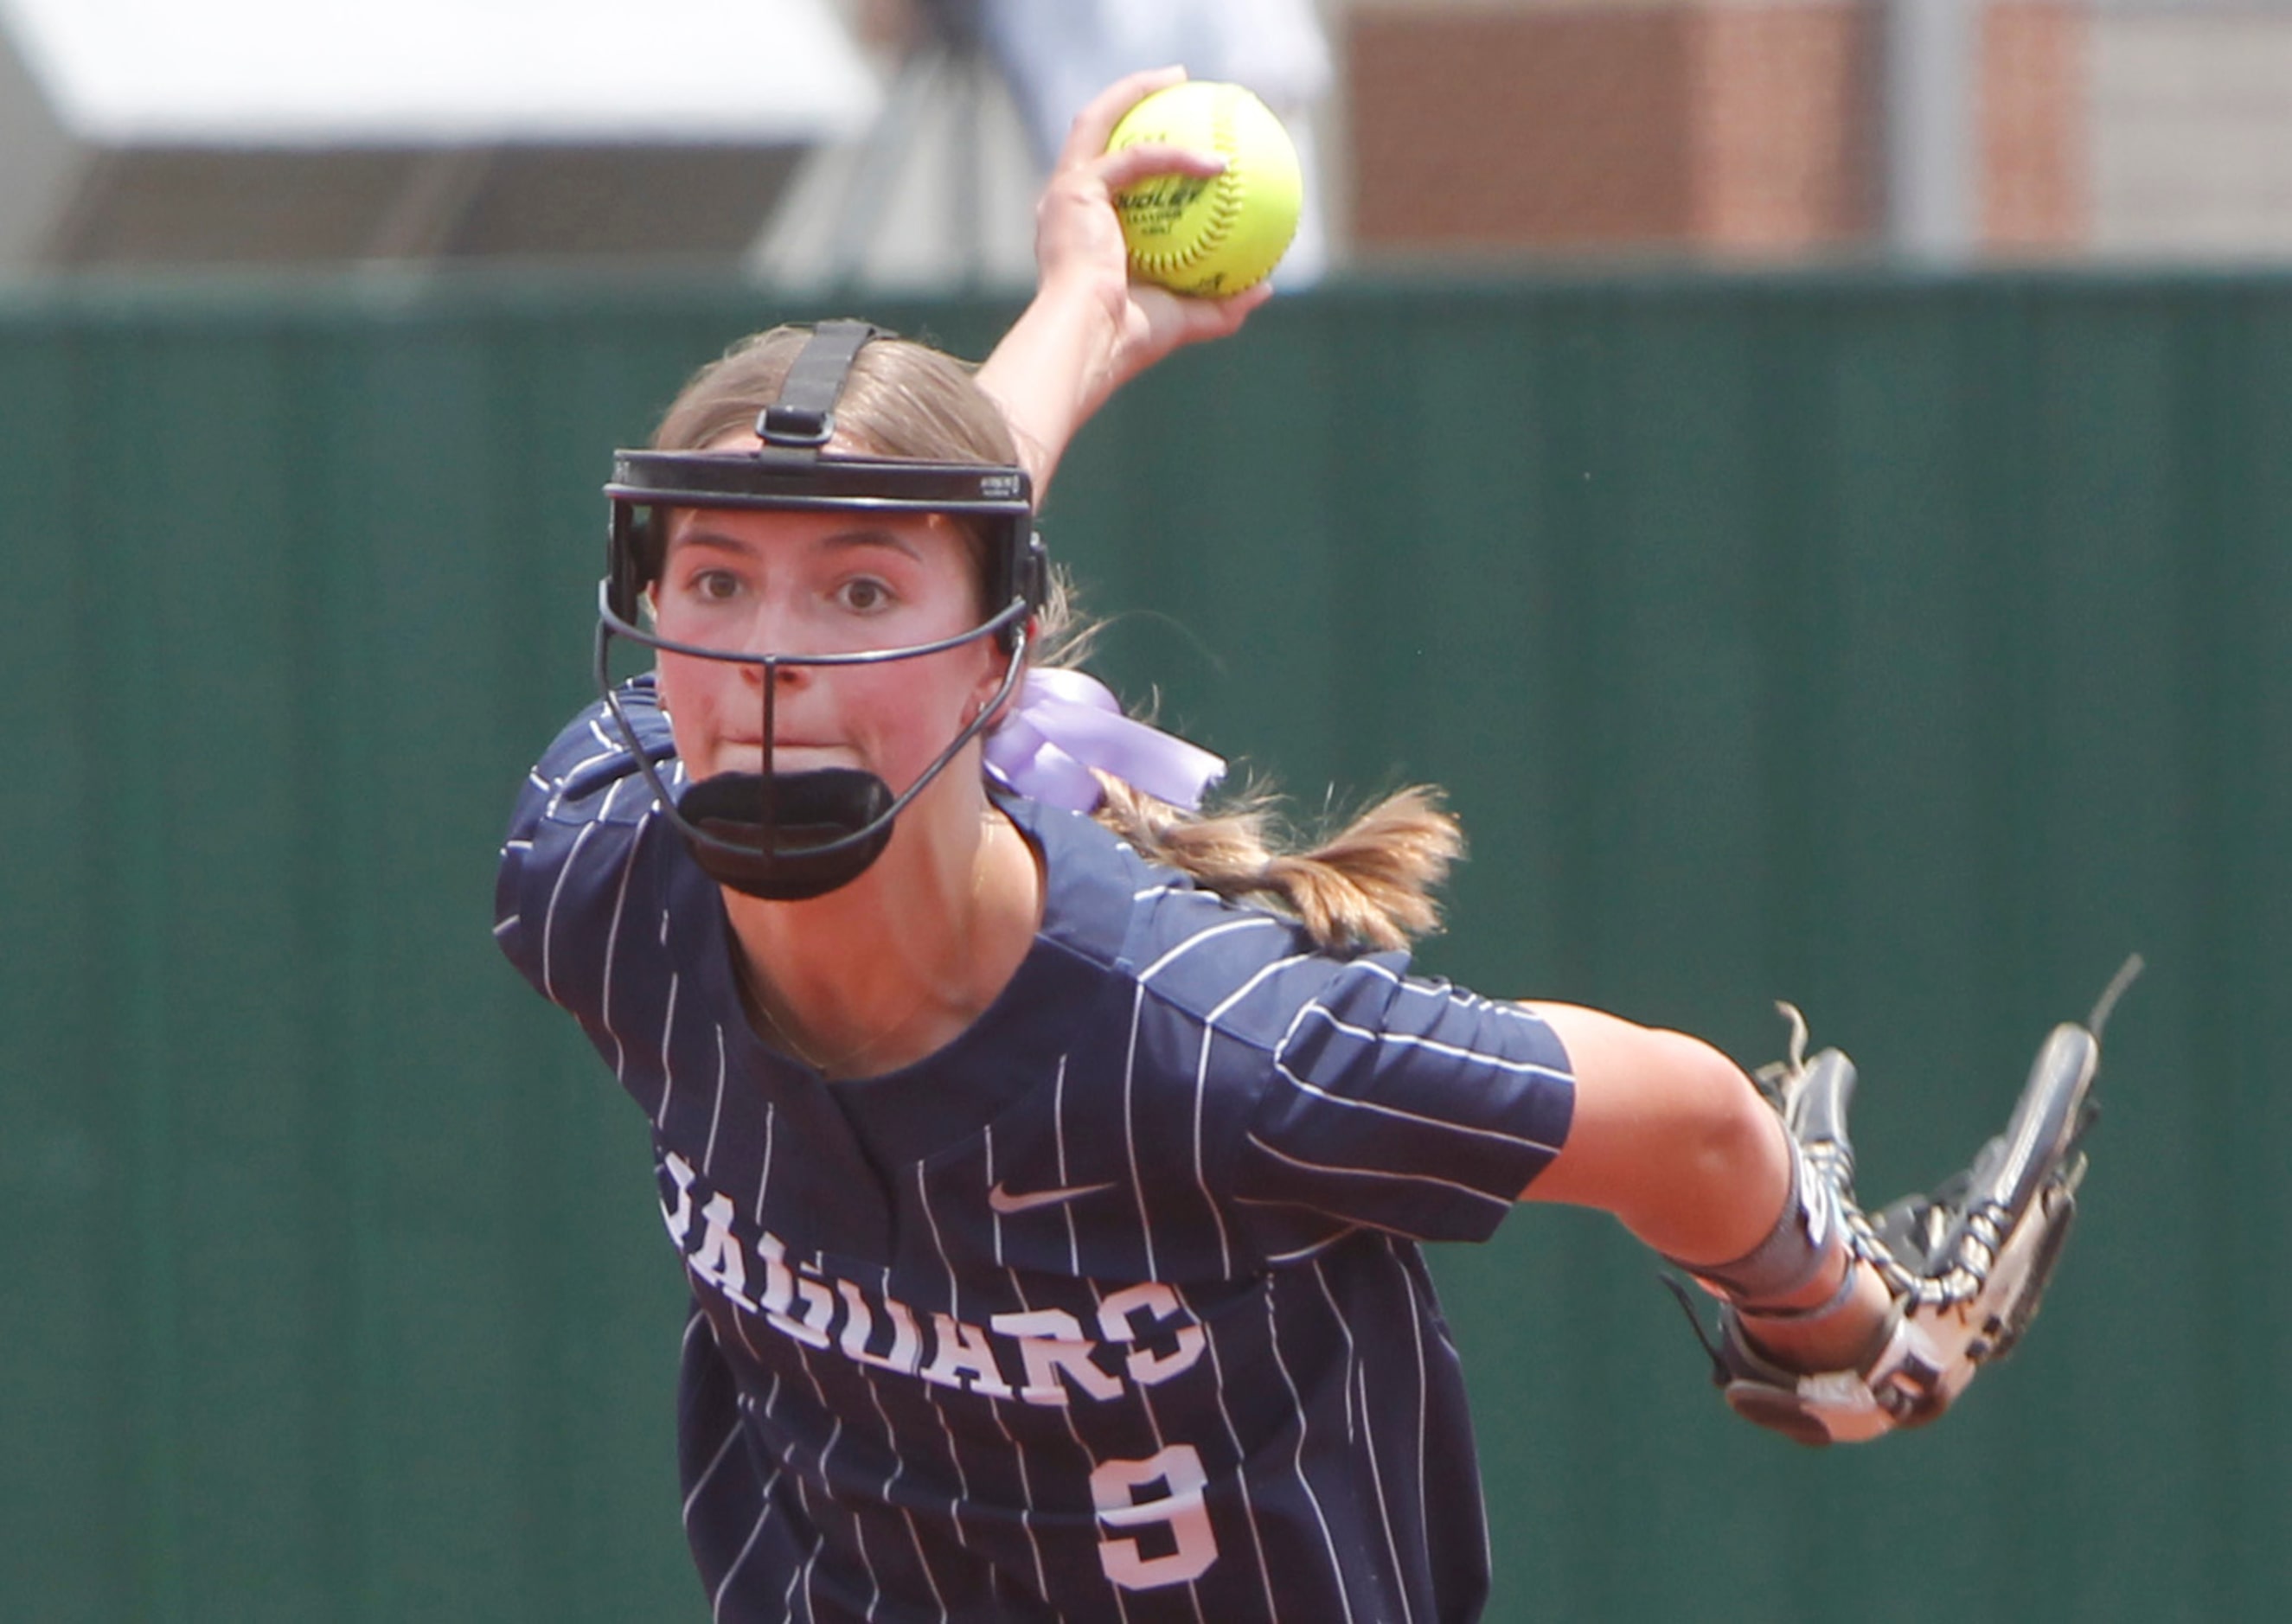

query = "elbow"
[
  {"left": 1521, "top": 1002, "right": 1789, "bottom": 1261},
  {"left": 1640, "top": 1030, "right": 1789, "bottom": 1263}
]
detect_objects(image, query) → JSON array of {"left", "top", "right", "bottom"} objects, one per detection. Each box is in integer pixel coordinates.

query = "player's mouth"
[{"left": 714, "top": 738, "right": 854, "bottom": 775}]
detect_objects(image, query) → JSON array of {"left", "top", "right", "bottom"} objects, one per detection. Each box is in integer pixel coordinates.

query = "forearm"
[
  {"left": 975, "top": 281, "right": 1125, "bottom": 498},
  {"left": 974, "top": 68, "right": 1270, "bottom": 502},
  {"left": 1668, "top": 1090, "right": 1898, "bottom": 1365},
  {"left": 1522, "top": 1002, "right": 1890, "bottom": 1372}
]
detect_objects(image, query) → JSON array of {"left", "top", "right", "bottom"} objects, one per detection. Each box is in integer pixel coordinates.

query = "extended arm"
[
  {"left": 974, "top": 67, "right": 1273, "bottom": 497},
  {"left": 1520, "top": 1002, "right": 1892, "bottom": 1375}
]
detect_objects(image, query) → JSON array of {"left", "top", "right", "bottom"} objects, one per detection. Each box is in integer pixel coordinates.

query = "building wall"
[
  {"left": 2090, "top": 10, "right": 2292, "bottom": 257},
  {"left": 0, "top": 27, "right": 79, "bottom": 272},
  {"left": 1341, "top": 0, "right": 2292, "bottom": 263},
  {"left": 1345, "top": 0, "right": 2093, "bottom": 259}
]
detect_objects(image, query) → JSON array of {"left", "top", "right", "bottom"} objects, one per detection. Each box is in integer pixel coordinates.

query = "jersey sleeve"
[
  {"left": 1230, "top": 956, "right": 1575, "bottom": 1259},
  {"left": 492, "top": 678, "right": 677, "bottom": 1020}
]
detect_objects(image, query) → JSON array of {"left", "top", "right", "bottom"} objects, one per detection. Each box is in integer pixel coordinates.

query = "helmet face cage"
[{"left": 592, "top": 322, "right": 1047, "bottom": 901}]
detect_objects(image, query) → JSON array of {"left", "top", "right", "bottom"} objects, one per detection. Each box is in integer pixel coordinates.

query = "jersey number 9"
[{"left": 1092, "top": 1445, "right": 1218, "bottom": 1590}]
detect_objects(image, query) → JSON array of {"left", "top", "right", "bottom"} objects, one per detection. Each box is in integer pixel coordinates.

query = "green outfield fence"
[{"left": 3, "top": 268, "right": 2284, "bottom": 1621}]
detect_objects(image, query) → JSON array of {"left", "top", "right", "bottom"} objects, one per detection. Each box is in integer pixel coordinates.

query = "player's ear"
[{"left": 970, "top": 637, "right": 1026, "bottom": 730}]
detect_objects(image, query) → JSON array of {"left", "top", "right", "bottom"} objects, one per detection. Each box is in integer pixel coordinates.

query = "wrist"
[{"left": 1736, "top": 1257, "right": 1895, "bottom": 1373}]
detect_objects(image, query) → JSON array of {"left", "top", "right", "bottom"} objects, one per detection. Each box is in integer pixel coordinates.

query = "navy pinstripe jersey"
[{"left": 496, "top": 679, "right": 1576, "bottom": 1623}]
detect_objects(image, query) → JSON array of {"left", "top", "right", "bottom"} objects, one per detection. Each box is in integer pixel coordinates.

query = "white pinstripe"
[
  {"left": 904, "top": 1172, "right": 977, "bottom": 1553},
  {"left": 984, "top": 1123, "right": 1006, "bottom": 1271},
  {"left": 1099, "top": 992, "right": 1261, "bottom": 1619},
  {"left": 564, "top": 742, "right": 618, "bottom": 789},
  {"left": 1262, "top": 1226, "right": 1363, "bottom": 1266},
  {"left": 712, "top": 1499, "right": 773, "bottom": 1622},
  {"left": 1052, "top": 1057, "right": 1080, "bottom": 1276},
  {"left": 1309, "top": 1260, "right": 1361, "bottom": 1448},
  {"left": 1187, "top": 953, "right": 1314, "bottom": 1276},
  {"left": 1136, "top": 915, "right": 1284, "bottom": 985},
  {"left": 921, "top": 1141, "right": 1050, "bottom": 1601},
  {"left": 1195, "top": 1323, "right": 1282, "bottom": 1621},
  {"left": 794, "top": 1356, "right": 873, "bottom": 1621},
  {"left": 704, "top": 1023, "right": 728, "bottom": 1174},
  {"left": 1265, "top": 1058, "right": 1562, "bottom": 1154},
  {"left": 1241, "top": 1133, "right": 1514, "bottom": 1214},
  {"left": 1002, "top": 1262, "right": 1133, "bottom": 1624},
  {"left": 1188, "top": 1025, "right": 1239, "bottom": 1277},
  {"left": 1401, "top": 1254, "right": 1436, "bottom": 1598},
  {"left": 1283, "top": 1000, "right": 1572, "bottom": 1084},
  {"left": 753, "top": 1102, "right": 777, "bottom": 1224},
  {"left": 655, "top": 971, "right": 682, "bottom": 1130},
  {"left": 538, "top": 819, "right": 599, "bottom": 1005},
  {"left": 1121, "top": 987, "right": 1156, "bottom": 1280},
  {"left": 750, "top": 1371, "right": 816, "bottom": 1621},
  {"left": 1340, "top": 956, "right": 1553, "bottom": 1022},
  {"left": 709, "top": 1374, "right": 789, "bottom": 1622},
  {"left": 1351, "top": 1357, "right": 1416, "bottom": 1624},
  {"left": 852, "top": 1359, "right": 950, "bottom": 1624},
  {"left": 1262, "top": 1274, "right": 1354, "bottom": 1624},
  {"left": 1233, "top": 1191, "right": 1427, "bottom": 1243},
  {"left": 596, "top": 815, "right": 647, "bottom": 1094},
  {"left": 1079, "top": 1270, "right": 1210, "bottom": 1624},
  {"left": 685, "top": 1416, "right": 746, "bottom": 1522}
]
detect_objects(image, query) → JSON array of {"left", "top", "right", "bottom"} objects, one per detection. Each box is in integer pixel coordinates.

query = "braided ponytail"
[{"left": 1092, "top": 777, "right": 1462, "bottom": 954}]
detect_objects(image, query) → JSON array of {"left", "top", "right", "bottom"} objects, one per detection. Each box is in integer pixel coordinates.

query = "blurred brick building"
[
  {"left": 5, "top": 0, "right": 2291, "bottom": 278},
  {"left": 1336, "top": 0, "right": 2292, "bottom": 265}
]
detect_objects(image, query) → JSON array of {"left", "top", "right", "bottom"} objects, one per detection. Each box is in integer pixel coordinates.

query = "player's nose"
[{"left": 724, "top": 591, "right": 830, "bottom": 673}]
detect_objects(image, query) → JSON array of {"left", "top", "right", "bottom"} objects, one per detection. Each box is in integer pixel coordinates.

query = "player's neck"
[{"left": 723, "top": 794, "right": 1041, "bottom": 1078}]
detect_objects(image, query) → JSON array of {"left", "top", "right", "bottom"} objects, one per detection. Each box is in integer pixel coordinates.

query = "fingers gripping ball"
[{"left": 1105, "top": 81, "right": 1303, "bottom": 296}]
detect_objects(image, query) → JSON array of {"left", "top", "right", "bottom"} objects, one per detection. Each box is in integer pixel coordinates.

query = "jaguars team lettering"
[{"left": 660, "top": 1151, "right": 1206, "bottom": 1405}]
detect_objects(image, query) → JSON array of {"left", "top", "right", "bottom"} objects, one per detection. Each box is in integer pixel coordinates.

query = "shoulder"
[
  {"left": 494, "top": 679, "right": 686, "bottom": 1004},
  {"left": 1016, "top": 795, "right": 1478, "bottom": 1075},
  {"left": 1011, "top": 793, "right": 1326, "bottom": 1023},
  {"left": 515, "top": 677, "right": 678, "bottom": 832}
]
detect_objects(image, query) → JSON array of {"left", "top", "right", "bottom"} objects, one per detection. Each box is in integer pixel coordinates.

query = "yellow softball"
[{"left": 1105, "top": 80, "right": 1303, "bottom": 297}]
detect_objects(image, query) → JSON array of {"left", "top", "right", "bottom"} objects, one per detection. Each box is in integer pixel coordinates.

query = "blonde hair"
[
  {"left": 654, "top": 325, "right": 1464, "bottom": 954},
  {"left": 1097, "top": 778, "right": 1462, "bottom": 954},
  {"left": 655, "top": 324, "right": 1017, "bottom": 465}
]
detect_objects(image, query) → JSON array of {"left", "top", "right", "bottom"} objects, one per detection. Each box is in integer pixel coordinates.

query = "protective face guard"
[{"left": 594, "top": 322, "right": 1047, "bottom": 901}]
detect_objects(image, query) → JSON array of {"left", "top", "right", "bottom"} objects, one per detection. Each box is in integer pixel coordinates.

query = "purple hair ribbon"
[{"left": 983, "top": 667, "right": 1226, "bottom": 813}]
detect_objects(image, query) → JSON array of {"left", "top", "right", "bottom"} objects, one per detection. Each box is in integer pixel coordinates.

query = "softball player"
[{"left": 496, "top": 70, "right": 1892, "bottom": 1621}]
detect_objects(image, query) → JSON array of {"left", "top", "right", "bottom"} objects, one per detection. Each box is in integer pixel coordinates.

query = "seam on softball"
[{"left": 1136, "top": 100, "right": 1242, "bottom": 278}]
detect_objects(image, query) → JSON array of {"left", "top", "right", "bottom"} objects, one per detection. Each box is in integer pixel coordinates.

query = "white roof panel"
[{"left": 0, "top": 0, "right": 880, "bottom": 145}]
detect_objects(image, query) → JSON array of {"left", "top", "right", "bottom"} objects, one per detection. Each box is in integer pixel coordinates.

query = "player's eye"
[
  {"left": 688, "top": 568, "right": 742, "bottom": 604},
  {"left": 835, "top": 577, "right": 893, "bottom": 613}
]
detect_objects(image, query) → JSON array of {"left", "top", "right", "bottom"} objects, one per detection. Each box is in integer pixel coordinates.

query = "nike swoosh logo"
[{"left": 988, "top": 1180, "right": 1116, "bottom": 1216}]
